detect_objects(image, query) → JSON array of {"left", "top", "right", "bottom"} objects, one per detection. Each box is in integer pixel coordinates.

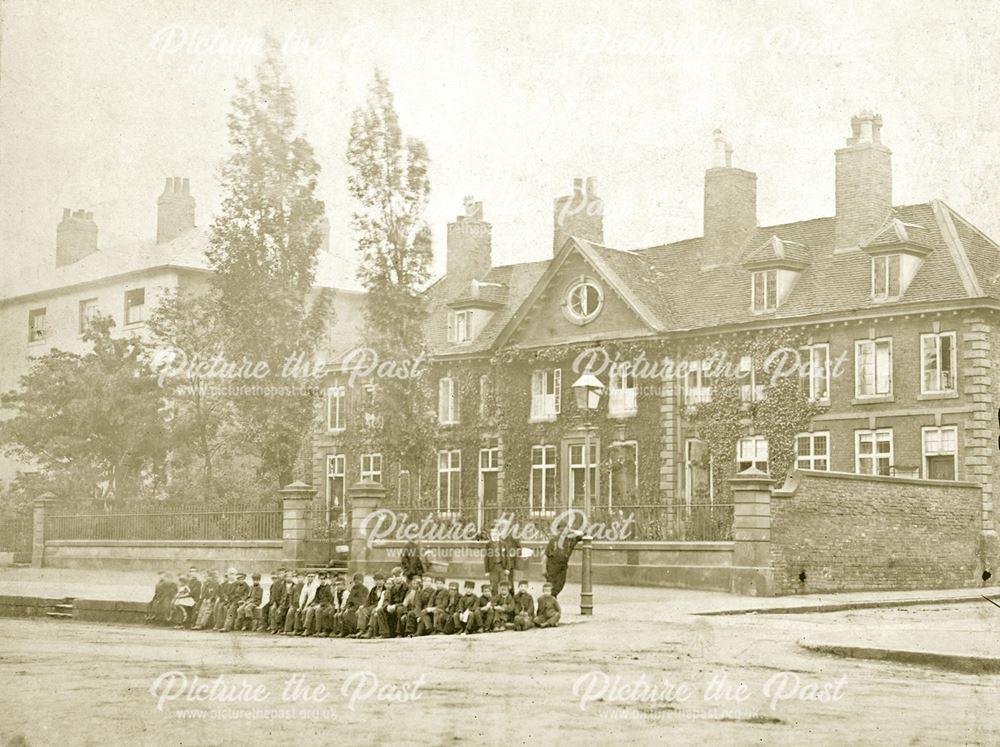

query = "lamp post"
[{"left": 572, "top": 373, "right": 604, "bottom": 616}]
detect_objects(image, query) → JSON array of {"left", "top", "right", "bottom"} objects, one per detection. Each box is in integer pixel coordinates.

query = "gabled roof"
[
  {"left": 741, "top": 235, "right": 810, "bottom": 270},
  {"left": 423, "top": 199, "right": 1000, "bottom": 357}
]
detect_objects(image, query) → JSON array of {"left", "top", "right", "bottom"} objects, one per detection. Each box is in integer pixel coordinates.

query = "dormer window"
[
  {"left": 563, "top": 278, "right": 603, "bottom": 325},
  {"left": 751, "top": 270, "right": 777, "bottom": 312},
  {"left": 447, "top": 310, "right": 472, "bottom": 343},
  {"left": 871, "top": 254, "right": 901, "bottom": 300}
]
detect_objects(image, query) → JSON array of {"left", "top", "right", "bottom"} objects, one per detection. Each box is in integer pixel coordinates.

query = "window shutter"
[
  {"left": 530, "top": 371, "right": 541, "bottom": 418},
  {"left": 451, "top": 378, "right": 459, "bottom": 423},
  {"left": 438, "top": 378, "right": 448, "bottom": 423},
  {"left": 553, "top": 369, "right": 562, "bottom": 414},
  {"left": 446, "top": 312, "right": 455, "bottom": 342}
]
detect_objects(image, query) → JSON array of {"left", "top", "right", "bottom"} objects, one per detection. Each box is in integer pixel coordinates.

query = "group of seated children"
[{"left": 146, "top": 565, "right": 562, "bottom": 637}]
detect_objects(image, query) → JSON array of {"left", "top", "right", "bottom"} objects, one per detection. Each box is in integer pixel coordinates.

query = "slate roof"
[{"left": 741, "top": 235, "right": 811, "bottom": 268}]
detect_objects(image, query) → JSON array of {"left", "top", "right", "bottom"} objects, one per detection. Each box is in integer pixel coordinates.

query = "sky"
[{"left": 2, "top": 0, "right": 999, "bottom": 292}]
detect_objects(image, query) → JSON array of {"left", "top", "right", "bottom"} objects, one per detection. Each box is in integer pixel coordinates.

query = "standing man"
[
  {"left": 501, "top": 530, "right": 522, "bottom": 590},
  {"left": 543, "top": 529, "right": 584, "bottom": 598},
  {"left": 483, "top": 528, "right": 505, "bottom": 592}
]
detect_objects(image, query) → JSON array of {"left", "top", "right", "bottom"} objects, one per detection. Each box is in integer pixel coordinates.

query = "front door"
[
  {"left": 562, "top": 435, "right": 599, "bottom": 514},
  {"left": 478, "top": 446, "right": 499, "bottom": 532}
]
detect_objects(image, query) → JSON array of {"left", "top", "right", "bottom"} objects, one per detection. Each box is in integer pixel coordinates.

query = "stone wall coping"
[
  {"left": 773, "top": 468, "right": 981, "bottom": 498},
  {"left": 46, "top": 540, "right": 282, "bottom": 549}
]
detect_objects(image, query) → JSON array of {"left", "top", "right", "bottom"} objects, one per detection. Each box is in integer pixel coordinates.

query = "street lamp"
[{"left": 571, "top": 372, "right": 604, "bottom": 617}]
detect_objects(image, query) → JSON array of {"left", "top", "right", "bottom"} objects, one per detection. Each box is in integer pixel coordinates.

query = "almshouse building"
[{"left": 313, "top": 113, "right": 1000, "bottom": 567}]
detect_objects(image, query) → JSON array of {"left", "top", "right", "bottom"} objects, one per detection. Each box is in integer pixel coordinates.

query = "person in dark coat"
[
  {"left": 400, "top": 541, "right": 424, "bottom": 580},
  {"left": 336, "top": 573, "right": 369, "bottom": 637},
  {"left": 146, "top": 571, "right": 174, "bottom": 624},
  {"left": 534, "top": 582, "right": 562, "bottom": 628},
  {"left": 483, "top": 528, "right": 506, "bottom": 592},
  {"left": 513, "top": 580, "right": 535, "bottom": 630},
  {"left": 544, "top": 530, "right": 584, "bottom": 597},
  {"left": 501, "top": 532, "right": 522, "bottom": 590}
]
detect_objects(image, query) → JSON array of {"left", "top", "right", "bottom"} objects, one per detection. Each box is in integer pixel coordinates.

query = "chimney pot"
[
  {"left": 157, "top": 176, "right": 196, "bottom": 243},
  {"left": 56, "top": 206, "right": 98, "bottom": 266},
  {"left": 447, "top": 195, "right": 492, "bottom": 286},
  {"left": 553, "top": 176, "right": 604, "bottom": 254},
  {"left": 835, "top": 112, "right": 892, "bottom": 248}
]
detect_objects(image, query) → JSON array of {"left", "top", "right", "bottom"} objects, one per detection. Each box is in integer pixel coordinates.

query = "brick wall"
[{"left": 769, "top": 470, "right": 982, "bottom": 593}]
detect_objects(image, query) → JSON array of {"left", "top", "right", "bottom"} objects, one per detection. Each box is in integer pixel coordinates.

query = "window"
[
  {"left": 437, "top": 449, "right": 461, "bottom": 514},
  {"left": 923, "top": 426, "right": 957, "bottom": 480},
  {"left": 565, "top": 279, "right": 603, "bottom": 324},
  {"left": 360, "top": 453, "right": 382, "bottom": 483},
  {"left": 683, "top": 360, "right": 712, "bottom": 405},
  {"left": 530, "top": 445, "right": 557, "bottom": 516},
  {"left": 447, "top": 310, "right": 472, "bottom": 343},
  {"left": 856, "top": 429, "right": 892, "bottom": 476},
  {"left": 530, "top": 369, "right": 561, "bottom": 421},
  {"left": 438, "top": 376, "right": 458, "bottom": 424},
  {"left": 800, "top": 344, "right": 830, "bottom": 402},
  {"left": 326, "top": 386, "right": 345, "bottom": 432},
  {"left": 568, "top": 441, "right": 599, "bottom": 509},
  {"left": 397, "top": 469, "right": 414, "bottom": 504},
  {"left": 124, "top": 288, "right": 145, "bottom": 325},
  {"left": 855, "top": 338, "right": 892, "bottom": 397},
  {"left": 608, "top": 363, "right": 637, "bottom": 417},
  {"left": 684, "top": 439, "right": 714, "bottom": 504},
  {"left": 362, "top": 384, "right": 379, "bottom": 428},
  {"left": 737, "top": 436, "right": 769, "bottom": 472},
  {"left": 478, "top": 375, "right": 493, "bottom": 419},
  {"left": 325, "top": 455, "right": 346, "bottom": 523},
  {"left": 607, "top": 441, "right": 638, "bottom": 508},
  {"left": 921, "top": 332, "right": 956, "bottom": 394},
  {"left": 79, "top": 298, "right": 99, "bottom": 334},
  {"left": 752, "top": 270, "right": 778, "bottom": 312},
  {"left": 738, "top": 356, "right": 765, "bottom": 402},
  {"left": 872, "top": 255, "right": 901, "bottom": 300},
  {"left": 795, "top": 432, "right": 830, "bottom": 471},
  {"left": 28, "top": 308, "right": 47, "bottom": 342}
]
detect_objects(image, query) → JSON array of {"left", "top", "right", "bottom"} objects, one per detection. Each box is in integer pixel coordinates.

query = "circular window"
[{"left": 564, "top": 278, "right": 604, "bottom": 324}]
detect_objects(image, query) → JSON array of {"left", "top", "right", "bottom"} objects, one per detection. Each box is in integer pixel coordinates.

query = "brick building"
[{"left": 313, "top": 113, "right": 1000, "bottom": 568}]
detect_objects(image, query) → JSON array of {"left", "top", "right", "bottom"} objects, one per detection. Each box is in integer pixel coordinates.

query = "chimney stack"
[
  {"left": 56, "top": 208, "right": 99, "bottom": 267},
  {"left": 835, "top": 112, "right": 892, "bottom": 249},
  {"left": 157, "top": 176, "right": 196, "bottom": 243},
  {"left": 446, "top": 196, "right": 492, "bottom": 288},
  {"left": 553, "top": 177, "right": 603, "bottom": 254},
  {"left": 703, "top": 130, "right": 757, "bottom": 267}
]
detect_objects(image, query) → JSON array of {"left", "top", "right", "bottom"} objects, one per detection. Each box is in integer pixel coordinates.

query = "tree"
[
  {"left": 205, "top": 38, "right": 331, "bottom": 486},
  {"left": 346, "top": 70, "right": 434, "bottom": 475},
  {"left": 0, "top": 317, "right": 166, "bottom": 499},
  {"left": 147, "top": 289, "right": 236, "bottom": 500}
]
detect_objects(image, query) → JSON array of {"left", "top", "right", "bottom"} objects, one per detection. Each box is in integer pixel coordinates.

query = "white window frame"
[
  {"left": 361, "top": 383, "right": 378, "bottom": 428},
  {"left": 79, "top": 298, "right": 99, "bottom": 334},
  {"left": 567, "top": 441, "right": 599, "bottom": 509},
  {"left": 751, "top": 269, "right": 778, "bottom": 312},
  {"left": 920, "top": 332, "right": 957, "bottom": 394},
  {"left": 447, "top": 310, "right": 472, "bottom": 343},
  {"left": 325, "top": 454, "right": 346, "bottom": 523},
  {"left": 922, "top": 426, "right": 958, "bottom": 480},
  {"left": 565, "top": 279, "right": 604, "bottom": 324},
  {"left": 437, "top": 449, "right": 461, "bottom": 514},
  {"left": 326, "top": 386, "right": 346, "bottom": 432},
  {"left": 124, "top": 288, "right": 146, "bottom": 325},
  {"left": 438, "top": 376, "right": 458, "bottom": 425},
  {"left": 871, "top": 254, "right": 901, "bottom": 300},
  {"left": 737, "top": 436, "right": 769, "bottom": 473},
  {"left": 684, "top": 438, "right": 715, "bottom": 505},
  {"left": 608, "top": 363, "right": 637, "bottom": 417},
  {"left": 737, "top": 355, "right": 765, "bottom": 402},
  {"left": 855, "top": 337, "right": 893, "bottom": 398},
  {"left": 855, "top": 429, "right": 893, "bottom": 476},
  {"left": 683, "top": 360, "right": 712, "bottom": 405},
  {"left": 795, "top": 432, "right": 830, "bottom": 471},
  {"left": 799, "top": 343, "right": 830, "bottom": 402},
  {"left": 360, "top": 453, "right": 383, "bottom": 484},
  {"left": 530, "top": 369, "right": 561, "bottom": 422},
  {"left": 530, "top": 444, "right": 557, "bottom": 517},
  {"left": 606, "top": 440, "right": 638, "bottom": 509},
  {"left": 28, "top": 307, "right": 47, "bottom": 342}
]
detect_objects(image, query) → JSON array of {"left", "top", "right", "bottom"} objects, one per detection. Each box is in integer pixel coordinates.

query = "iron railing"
[{"left": 46, "top": 502, "right": 283, "bottom": 542}]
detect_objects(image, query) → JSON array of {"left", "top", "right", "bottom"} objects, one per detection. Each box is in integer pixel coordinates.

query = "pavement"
[{"left": 2, "top": 566, "right": 999, "bottom": 670}]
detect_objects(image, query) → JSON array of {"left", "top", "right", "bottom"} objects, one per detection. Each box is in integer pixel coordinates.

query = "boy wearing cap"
[
  {"left": 269, "top": 569, "right": 293, "bottom": 633},
  {"left": 477, "top": 583, "right": 495, "bottom": 632},
  {"left": 282, "top": 571, "right": 306, "bottom": 634},
  {"left": 222, "top": 572, "right": 249, "bottom": 632},
  {"left": 193, "top": 570, "right": 219, "bottom": 630},
  {"left": 426, "top": 577, "right": 449, "bottom": 634},
  {"left": 533, "top": 582, "right": 561, "bottom": 628},
  {"left": 513, "top": 580, "right": 535, "bottom": 631},
  {"left": 303, "top": 573, "right": 333, "bottom": 636},
  {"left": 399, "top": 575, "right": 425, "bottom": 637},
  {"left": 492, "top": 581, "right": 516, "bottom": 631},
  {"left": 213, "top": 570, "right": 235, "bottom": 631},
  {"left": 236, "top": 573, "right": 264, "bottom": 631},
  {"left": 440, "top": 581, "right": 461, "bottom": 634},
  {"left": 455, "top": 581, "right": 481, "bottom": 634},
  {"left": 336, "top": 573, "right": 368, "bottom": 637},
  {"left": 356, "top": 573, "right": 386, "bottom": 639}
]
